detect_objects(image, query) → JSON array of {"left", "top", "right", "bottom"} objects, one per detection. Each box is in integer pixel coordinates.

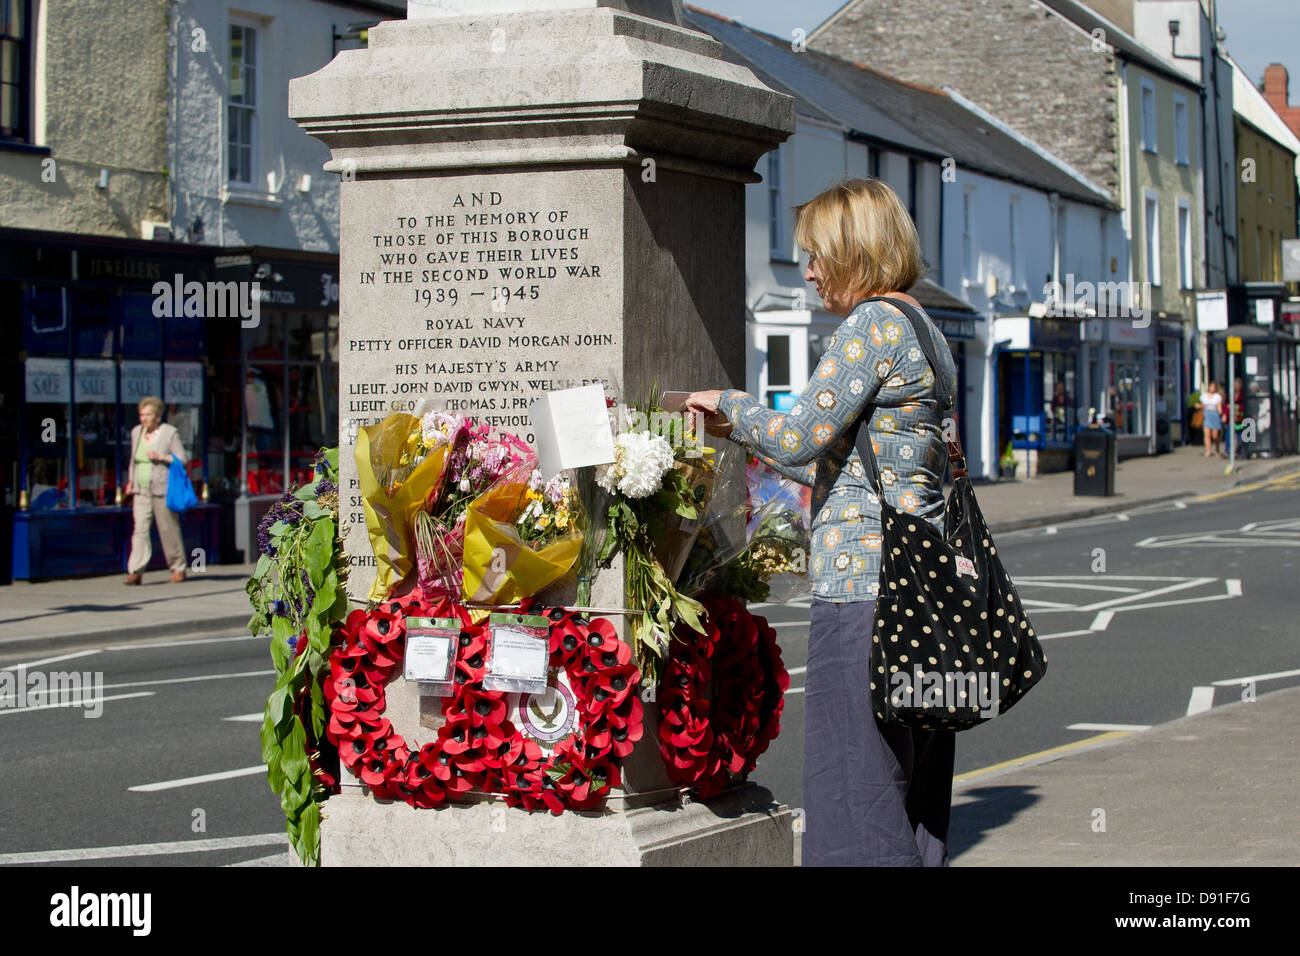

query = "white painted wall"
[{"left": 169, "top": 0, "right": 393, "bottom": 251}]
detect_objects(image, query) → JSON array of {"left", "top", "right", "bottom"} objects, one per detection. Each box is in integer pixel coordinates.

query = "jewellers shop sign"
[{"left": 215, "top": 254, "right": 339, "bottom": 311}]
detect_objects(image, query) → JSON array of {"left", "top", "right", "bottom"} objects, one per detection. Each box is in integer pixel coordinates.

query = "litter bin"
[{"left": 1074, "top": 426, "right": 1115, "bottom": 496}]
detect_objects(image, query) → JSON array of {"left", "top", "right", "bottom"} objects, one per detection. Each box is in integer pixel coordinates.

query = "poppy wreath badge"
[
  {"left": 656, "top": 594, "right": 789, "bottom": 798},
  {"left": 323, "top": 593, "right": 644, "bottom": 814}
]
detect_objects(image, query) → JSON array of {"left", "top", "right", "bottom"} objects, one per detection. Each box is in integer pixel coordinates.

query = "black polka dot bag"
[{"left": 854, "top": 298, "right": 1048, "bottom": 732}]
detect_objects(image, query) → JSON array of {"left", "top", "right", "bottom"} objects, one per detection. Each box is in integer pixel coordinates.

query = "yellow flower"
[
  {"left": 554, "top": 512, "right": 569, "bottom": 530},
  {"left": 536, "top": 514, "right": 552, "bottom": 529}
]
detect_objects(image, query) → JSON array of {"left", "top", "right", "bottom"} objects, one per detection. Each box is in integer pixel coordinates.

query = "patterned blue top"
[{"left": 719, "top": 298, "right": 957, "bottom": 603}]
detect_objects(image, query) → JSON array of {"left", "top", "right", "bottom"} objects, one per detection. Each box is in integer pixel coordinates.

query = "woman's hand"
[
  {"left": 684, "top": 390, "right": 732, "bottom": 437},
  {"left": 148, "top": 450, "right": 170, "bottom": 463}
]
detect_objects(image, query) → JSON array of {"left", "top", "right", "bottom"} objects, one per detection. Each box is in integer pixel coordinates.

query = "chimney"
[{"left": 1263, "top": 63, "right": 1290, "bottom": 110}]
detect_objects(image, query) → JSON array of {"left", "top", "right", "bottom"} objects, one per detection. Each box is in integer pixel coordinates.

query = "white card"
[
  {"left": 488, "top": 627, "right": 549, "bottom": 681},
  {"left": 528, "top": 384, "right": 616, "bottom": 479},
  {"left": 404, "top": 635, "right": 454, "bottom": 683}
]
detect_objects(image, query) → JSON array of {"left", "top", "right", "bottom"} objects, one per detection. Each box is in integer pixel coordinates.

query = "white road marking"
[
  {"left": 785, "top": 686, "right": 805, "bottom": 695},
  {"left": 97, "top": 669, "right": 275, "bottom": 693},
  {"left": 767, "top": 621, "right": 811, "bottom": 630},
  {"left": 1073, "top": 577, "right": 1215, "bottom": 612},
  {"left": 1090, "top": 610, "right": 1114, "bottom": 631},
  {"left": 1037, "top": 628, "right": 1096, "bottom": 641},
  {"left": 129, "top": 764, "right": 267, "bottom": 792},
  {"left": 1226, "top": 578, "right": 1242, "bottom": 596},
  {"left": 1211, "top": 667, "right": 1300, "bottom": 686},
  {"left": 1044, "top": 526, "right": 1058, "bottom": 535},
  {"left": 223, "top": 712, "right": 265, "bottom": 722},
  {"left": 0, "top": 832, "right": 286, "bottom": 865},
  {"left": 786, "top": 666, "right": 806, "bottom": 676},
  {"left": 1114, "top": 513, "right": 1130, "bottom": 521},
  {"left": 1173, "top": 500, "right": 1188, "bottom": 509},
  {"left": 1067, "top": 722, "right": 1151, "bottom": 732},
  {"left": 106, "top": 634, "right": 261, "bottom": 651},
  {"left": 0, "top": 649, "right": 102, "bottom": 672},
  {"left": 0, "top": 691, "right": 154, "bottom": 715},
  {"left": 1019, "top": 598, "right": 1078, "bottom": 609},
  {"left": 1186, "top": 686, "right": 1215, "bottom": 716}
]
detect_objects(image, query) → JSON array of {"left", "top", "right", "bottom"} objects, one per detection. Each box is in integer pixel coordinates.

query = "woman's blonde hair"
[
  {"left": 793, "top": 178, "right": 924, "bottom": 302},
  {"left": 138, "top": 395, "right": 164, "bottom": 418}
]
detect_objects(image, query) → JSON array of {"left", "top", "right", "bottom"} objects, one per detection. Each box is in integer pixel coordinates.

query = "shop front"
[
  {"left": 1208, "top": 324, "right": 1299, "bottom": 458},
  {"left": 1083, "top": 316, "right": 1157, "bottom": 459},
  {"left": 205, "top": 249, "right": 340, "bottom": 564},
  {"left": 1, "top": 230, "right": 340, "bottom": 581},
  {"left": 994, "top": 315, "right": 1082, "bottom": 475},
  {"left": 3, "top": 228, "right": 220, "bottom": 580}
]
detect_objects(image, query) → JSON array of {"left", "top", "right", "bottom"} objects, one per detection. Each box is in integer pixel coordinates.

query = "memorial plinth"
[{"left": 290, "top": 0, "right": 795, "bottom": 866}]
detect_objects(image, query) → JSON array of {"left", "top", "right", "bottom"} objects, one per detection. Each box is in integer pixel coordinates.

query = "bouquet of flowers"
[
  {"left": 354, "top": 412, "right": 452, "bottom": 601},
  {"left": 593, "top": 403, "right": 718, "bottom": 680},
  {"left": 411, "top": 411, "right": 531, "bottom": 596},
  {"left": 679, "top": 457, "right": 811, "bottom": 604},
  {"left": 461, "top": 456, "right": 583, "bottom": 610}
]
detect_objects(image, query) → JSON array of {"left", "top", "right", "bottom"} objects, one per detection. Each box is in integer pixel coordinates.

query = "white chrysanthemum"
[
  {"left": 599, "top": 430, "right": 674, "bottom": 499},
  {"left": 617, "top": 431, "right": 675, "bottom": 498}
]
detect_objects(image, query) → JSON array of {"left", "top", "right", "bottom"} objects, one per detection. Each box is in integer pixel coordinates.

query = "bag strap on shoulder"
[{"left": 850, "top": 296, "right": 967, "bottom": 482}]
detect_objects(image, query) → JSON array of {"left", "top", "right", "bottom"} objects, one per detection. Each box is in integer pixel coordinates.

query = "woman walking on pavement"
[
  {"left": 1200, "top": 381, "right": 1224, "bottom": 458},
  {"left": 123, "top": 396, "right": 189, "bottom": 584},
  {"left": 685, "top": 178, "right": 958, "bottom": 866}
]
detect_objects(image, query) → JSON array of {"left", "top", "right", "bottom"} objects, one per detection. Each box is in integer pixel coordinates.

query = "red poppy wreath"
[
  {"left": 656, "top": 594, "right": 789, "bottom": 799},
  {"left": 323, "top": 592, "right": 644, "bottom": 814}
]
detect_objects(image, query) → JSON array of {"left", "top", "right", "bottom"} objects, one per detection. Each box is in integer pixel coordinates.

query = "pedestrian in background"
[
  {"left": 123, "top": 396, "right": 188, "bottom": 584},
  {"left": 1230, "top": 377, "right": 1247, "bottom": 459},
  {"left": 686, "top": 178, "right": 957, "bottom": 866},
  {"left": 1199, "top": 382, "right": 1224, "bottom": 458}
]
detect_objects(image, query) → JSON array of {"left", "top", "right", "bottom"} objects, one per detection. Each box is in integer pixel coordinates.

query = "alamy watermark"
[
  {"left": 1042, "top": 274, "right": 1152, "bottom": 327},
  {"left": 151, "top": 274, "right": 260, "bottom": 328},
  {"left": 889, "top": 666, "right": 999, "bottom": 718},
  {"left": 0, "top": 667, "right": 106, "bottom": 718}
]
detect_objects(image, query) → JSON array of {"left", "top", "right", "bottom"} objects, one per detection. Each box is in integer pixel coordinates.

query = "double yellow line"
[
  {"left": 1194, "top": 468, "right": 1300, "bottom": 502},
  {"left": 953, "top": 730, "right": 1135, "bottom": 785}
]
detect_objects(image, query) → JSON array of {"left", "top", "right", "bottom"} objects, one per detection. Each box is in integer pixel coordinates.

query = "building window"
[
  {"left": 1177, "top": 199, "right": 1192, "bottom": 289},
  {"left": 768, "top": 146, "right": 786, "bottom": 259},
  {"left": 907, "top": 157, "right": 919, "bottom": 225},
  {"left": 1173, "top": 94, "right": 1190, "bottom": 166},
  {"left": 1144, "top": 190, "right": 1161, "bottom": 286},
  {"left": 1140, "top": 78, "right": 1157, "bottom": 154},
  {"left": 228, "top": 23, "right": 258, "bottom": 185},
  {"left": 962, "top": 187, "right": 974, "bottom": 289},
  {"left": 0, "top": 0, "right": 32, "bottom": 141},
  {"left": 1008, "top": 196, "right": 1019, "bottom": 288}
]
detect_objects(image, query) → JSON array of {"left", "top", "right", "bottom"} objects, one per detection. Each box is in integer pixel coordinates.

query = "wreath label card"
[
  {"left": 483, "top": 613, "right": 551, "bottom": 694},
  {"left": 404, "top": 617, "right": 460, "bottom": 693}
]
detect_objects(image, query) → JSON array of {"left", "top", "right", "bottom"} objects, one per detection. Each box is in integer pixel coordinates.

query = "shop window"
[
  {"left": 73, "top": 289, "right": 115, "bottom": 357},
  {"left": 1108, "top": 349, "right": 1147, "bottom": 436},
  {"left": 286, "top": 312, "right": 338, "bottom": 362},
  {"left": 24, "top": 358, "right": 71, "bottom": 510},
  {"left": 244, "top": 363, "right": 285, "bottom": 495},
  {"left": 73, "top": 359, "right": 117, "bottom": 506},
  {"left": 119, "top": 290, "right": 162, "bottom": 357},
  {"left": 288, "top": 363, "right": 336, "bottom": 485},
  {"left": 23, "top": 285, "right": 68, "bottom": 355}
]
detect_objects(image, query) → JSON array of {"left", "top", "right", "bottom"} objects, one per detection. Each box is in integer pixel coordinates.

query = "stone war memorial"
[{"left": 276, "top": 0, "right": 797, "bottom": 865}]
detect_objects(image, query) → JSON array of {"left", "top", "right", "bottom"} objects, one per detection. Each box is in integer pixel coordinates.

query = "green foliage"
[{"left": 247, "top": 448, "right": 346, "bottom": 867}]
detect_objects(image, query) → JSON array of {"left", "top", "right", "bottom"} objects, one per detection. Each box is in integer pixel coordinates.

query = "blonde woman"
[
  {"left": 686, "top": 178, "right": 958, "bottom": 866},
  {"left": 123, "top": 396, "right": 189, "bottom": 584},
  {"left": 1199, "top": 381, "right": 1223, "bottom": 458}
]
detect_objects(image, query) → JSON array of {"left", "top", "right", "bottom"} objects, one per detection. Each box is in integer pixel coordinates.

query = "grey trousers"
[
  {"left": 127, "top": 493, "right": 187, "bottom": 574},
  {"left": 802, "top": 598, "right": 955, "bottom": 866}
]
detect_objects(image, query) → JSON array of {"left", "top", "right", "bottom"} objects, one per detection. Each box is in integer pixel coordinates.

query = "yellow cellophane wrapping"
[
  {"left": 354, "top": 414, "right": 450, "bottom": 602},
  {"left": 462, "top": 477, "right": 582, "bottom": 617}
]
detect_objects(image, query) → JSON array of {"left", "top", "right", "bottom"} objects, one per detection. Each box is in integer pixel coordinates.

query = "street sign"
[
  {"left": 1196, "top": 290, "right": 1228, "bottom": 331},
  {"left": 1227, "top": 336, "right": 1242, "bottom": 354},
  {"left": 1284, "top": 239, "right": 1300, "bottom": 282}
]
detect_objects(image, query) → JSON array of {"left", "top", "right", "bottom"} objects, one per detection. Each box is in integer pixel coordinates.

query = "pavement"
[{"left": 2, "top": 443, "right": 1297, "bottom": 866}]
